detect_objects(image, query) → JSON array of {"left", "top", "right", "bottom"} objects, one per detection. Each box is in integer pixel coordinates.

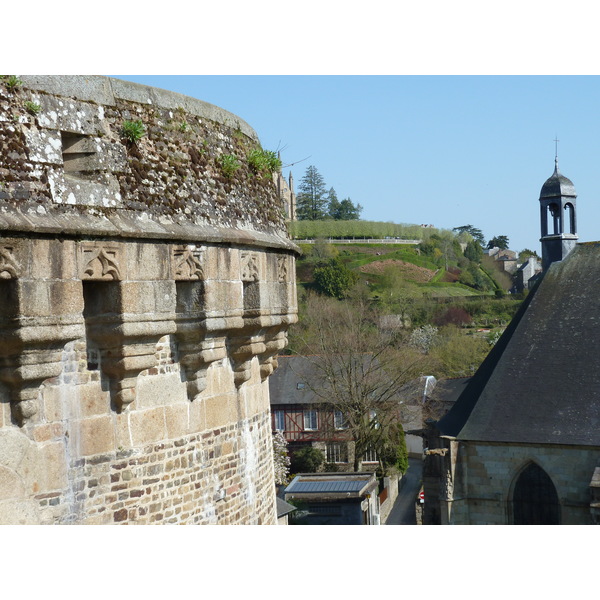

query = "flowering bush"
[
  {"left": 409, "top": 324, "right": 438, "bottom": 354},
  {"left": 272, "top": 430, "right": 291, "bottom": 485}
]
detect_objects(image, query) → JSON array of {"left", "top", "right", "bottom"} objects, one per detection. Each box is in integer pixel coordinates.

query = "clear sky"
[
  {"left": 114, "top": 75, "right": 600, "bottom": 253},
  {"left": 11, "top": 2, "right": 600, "bottom": 258}
]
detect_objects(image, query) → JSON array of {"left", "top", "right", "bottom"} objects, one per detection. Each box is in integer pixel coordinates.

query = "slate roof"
[
  {"left": 433, "top": 377, "right": 471, "bottom": 405},
  {"left": 268, "top": 355, "right": 325, "bottom": 405},
  {"left": 269, "top": 355, "right": 432, "bottom": 406},
  {"left": 540, "top": 161, "right": 576, "bottom": 199},
  {"left": 437, "top": 243, "right": 600, "bottom": 446}
]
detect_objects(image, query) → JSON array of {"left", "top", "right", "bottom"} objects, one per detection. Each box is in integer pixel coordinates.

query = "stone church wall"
[
  {"left": 448, "top": 442, "right": 600, "bottom": 525},
  {"left": 0, "top": 76, "right": 298, "bottom": 524}
]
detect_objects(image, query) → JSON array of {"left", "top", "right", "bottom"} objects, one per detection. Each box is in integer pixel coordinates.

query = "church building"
[{"left": 423, "top": 160, "right": 600, "bottom": 525}]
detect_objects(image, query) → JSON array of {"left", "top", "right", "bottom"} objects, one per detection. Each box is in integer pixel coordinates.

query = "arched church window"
[{"left": 511, "top": 462, "right": 560, "bottom": 525}]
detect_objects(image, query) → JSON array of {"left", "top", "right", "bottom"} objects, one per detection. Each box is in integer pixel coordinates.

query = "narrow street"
[{"left": 384, "top": 457, "right": 423, "bottom": 525}]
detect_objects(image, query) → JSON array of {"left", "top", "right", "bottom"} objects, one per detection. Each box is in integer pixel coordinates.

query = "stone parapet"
[{"left": 0, "top": 76, "right": 298, "bottom": 524}]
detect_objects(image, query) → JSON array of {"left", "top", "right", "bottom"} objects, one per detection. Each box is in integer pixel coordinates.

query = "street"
[{"left": 384, "top": 457, "right": 423, "bottom": 525}]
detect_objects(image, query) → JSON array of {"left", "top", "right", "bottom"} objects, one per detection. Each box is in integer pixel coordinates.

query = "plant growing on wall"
[
  {"left": 24, "top": 101, "right": 41, "bottom": 115},
  {"left": 121, "top": 119, "right": 145, "bottom": 144},
  {"left": 219, "top": 153, "right": 240, "bottom": 178},
  {"left": 3, "top": 75, "right": 22, "bottom": 91},
  {"left": 247, "top": 148, "right": 282, "bottom": 178},
  {"left": 265, "top": 150, "right": 282, "bottom": 172}
]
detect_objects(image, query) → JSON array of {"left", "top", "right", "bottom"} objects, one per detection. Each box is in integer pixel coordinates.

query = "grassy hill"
[
  {"left": 297, "top": 242, "right": 491, "bottom": 299},
  {"left": 295, "top": 238, "right": 525, "bottom": 331}
]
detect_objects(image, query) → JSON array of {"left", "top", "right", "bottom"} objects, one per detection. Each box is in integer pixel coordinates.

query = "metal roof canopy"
[{"left": 284, "top": 473, "right": 376, "bottom": 497}]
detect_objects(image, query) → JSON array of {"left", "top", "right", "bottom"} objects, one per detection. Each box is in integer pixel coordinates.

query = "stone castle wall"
[{"left": 0, "top": 76, "right": 298, "bottom": 524}]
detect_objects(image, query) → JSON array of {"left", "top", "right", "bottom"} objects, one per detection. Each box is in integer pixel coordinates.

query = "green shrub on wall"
[
  {"left": 121, "top": 119, "right": 145, "bottom": 144},
  {"left": 219, "top": 153, "right": 240, "bottom": 178}
]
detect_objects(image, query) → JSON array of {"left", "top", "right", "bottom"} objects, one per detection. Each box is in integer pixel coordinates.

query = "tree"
[
  {"left": 453, "top": 225, "right": 485, "bottom": 247},
  {"left": 339, "top": 198, "right": 362, "bottom": 220},
  {"left": 378, "top": 265, "right": 420, "bottom": 322},
  {"left": 310, "top": 238, "right": 338, "bottom": 261},
  {"left": 296, "top": 165, "right": 329, "bottom": 220},
  {"left": 409, "top": 324, "right": 438, "bottom": 354},
  {"left": 428, "top": 326, "right": 490, "bottom": 378},
  {"left": 326, "top": 187, "right": 341, "bottom": 219},
  {"left": 272, "top": 430, "right": 291, "bottom": 485},
  {"left": 313, "top": 257, "right": 359, "bottom": 298},
  {"left": 290, "top": 446, "right": 325, "bottom": 473},
  {"left": 518, "top": 248, "right": 539, "bottom": 262},
  {"left": 291, "top": 294, "right": 424, "bottom": 473},
  {"left": 327, "top": 189, "right": 362, "bottom": 220},
  {"left": 464, "top": 240, "right": 483, "bottom": 263},
  {"left": 487, "top": 235, "right": 509, "bottom": 250}
]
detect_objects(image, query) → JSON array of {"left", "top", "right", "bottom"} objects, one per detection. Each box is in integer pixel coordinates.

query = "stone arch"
[
  {"left": 509, "top": 460, "right": 561, "bottom": 525},
  {"left": 547, "top": 202, "right": 560, "bottom": 235},
  {"left": 564, "top": 202, "right": 576, "bottom": 234}
]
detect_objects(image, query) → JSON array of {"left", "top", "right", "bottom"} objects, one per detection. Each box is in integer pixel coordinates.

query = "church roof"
[
  {"left": 540, "top": 160, "right": 576, "bottom": 199},
  {"left": 437, "top": 243, "right": 600, "bottom": 446}
]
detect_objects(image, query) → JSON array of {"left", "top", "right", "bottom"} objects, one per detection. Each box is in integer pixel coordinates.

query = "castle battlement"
[{"left": 0, "top": 75, "right": 298, "bottom": 524}]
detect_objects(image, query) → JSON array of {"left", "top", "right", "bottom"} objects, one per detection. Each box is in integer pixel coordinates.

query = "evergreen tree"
[
  {"left": 296, "top": 165, "right": 328, "bottom": 220},
  {"left": 453, "top": 225, "right": 485, "bottom": 247},
  {"left": 487, "top": 235, "right": 509, "bottom": 250},
  {"left": 327, "top": 187, "right": 341, "bottom": 219},
  {"left": 464, "top": 240, "right": 484, "bottom": 263},
  {"left": 338, "top": 198, "right": 362, "bottom": 220}
]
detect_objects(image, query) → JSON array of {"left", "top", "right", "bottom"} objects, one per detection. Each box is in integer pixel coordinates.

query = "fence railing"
[{"left": 293, "top": 238, "right": 421, "bottom": 245}]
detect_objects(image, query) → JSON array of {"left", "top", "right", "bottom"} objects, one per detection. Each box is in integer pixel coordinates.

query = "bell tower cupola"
[{"left": 539, "top": 155, "right": 578, "bottom": 270}]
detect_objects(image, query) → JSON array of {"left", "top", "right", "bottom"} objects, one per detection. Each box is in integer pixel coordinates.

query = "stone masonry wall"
[
  {"left": 448, "top": 442, "right": 600, "bottom": 525},
  {"left": 0, "top": 76, "right": 298, "bottom": 524}
]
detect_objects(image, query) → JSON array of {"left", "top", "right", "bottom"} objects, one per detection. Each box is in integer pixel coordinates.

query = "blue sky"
[
  {"left": 114, "top": 75, "right": 600, "bottom": 253},
  {"left": 12, "top": 2, "right": 600, "bottom": 258}
]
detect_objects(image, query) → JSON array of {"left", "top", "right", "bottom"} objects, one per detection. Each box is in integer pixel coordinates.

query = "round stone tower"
[{"left": 0, "top": 76, "right": 298, "bottom": 524}]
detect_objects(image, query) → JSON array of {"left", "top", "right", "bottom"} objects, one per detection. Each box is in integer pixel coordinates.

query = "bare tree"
[{"left": 289, "top": 293, "right": 426, "bottom": 473}]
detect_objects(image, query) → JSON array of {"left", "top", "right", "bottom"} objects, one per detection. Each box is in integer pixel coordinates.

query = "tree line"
[{"left": 296, "top": 165, "right": 363, "bottom": 221}]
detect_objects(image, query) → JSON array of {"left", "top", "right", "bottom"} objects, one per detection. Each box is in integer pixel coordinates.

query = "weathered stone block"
[
  {"left": 78, "top": 382, "right": 111, "bottom": 418},
  {"left": 165, "top": 404, "right": 190, "bottom": 439},
  {"left": 136, "top": 371, "right": 186, "bottom": 409},
  {"left": 77, "top": 415, "right": 116, "bottom": 456},
  {"left": 129, "top": 407, "right": 167, "bottom": 447}
]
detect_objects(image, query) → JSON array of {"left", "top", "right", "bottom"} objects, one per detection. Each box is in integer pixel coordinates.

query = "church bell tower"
[{"left": 539, "top": 157, "right": 578, "bottom": 270}]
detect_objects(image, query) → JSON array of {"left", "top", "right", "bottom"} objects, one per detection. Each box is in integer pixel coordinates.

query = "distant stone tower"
[
  {"left": 539, "top": 157, "right": 578, "bottom": 270},
  {"left": 273, "top": 153, "right": 296, "bottom": 220}
]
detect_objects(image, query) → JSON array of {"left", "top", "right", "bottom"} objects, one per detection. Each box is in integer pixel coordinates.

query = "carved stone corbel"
[
  {"left": 172, "top": 245, "right": 228, "bottom": 401},
  {"left": 228, "top": 333, "right": 266, "bottom": 387},
  {"left": 0, "top": 246, "right": 85, "bottom": 424},
  {"left": 258, "top": 329, "right": 287, "bottom": 381},
  {"left": 178, "top": 335, "right": 228, "bottom": 400},
  {"left": 0, "top": 246, "right": 19, "bottom": 279},
  {"left": 80, "top": 243, "right": 176, "bottom": 412}
]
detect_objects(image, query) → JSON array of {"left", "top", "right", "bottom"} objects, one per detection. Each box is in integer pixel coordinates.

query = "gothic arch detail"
[
  {"left": 81, "top": 247, "right": 122, "bottom": 280},
  {"left": 510, "top": 461, "right": 561, "bottom": 525},
  {"left": 173, "top": 246, "right": 205, "bottom": 280}
]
